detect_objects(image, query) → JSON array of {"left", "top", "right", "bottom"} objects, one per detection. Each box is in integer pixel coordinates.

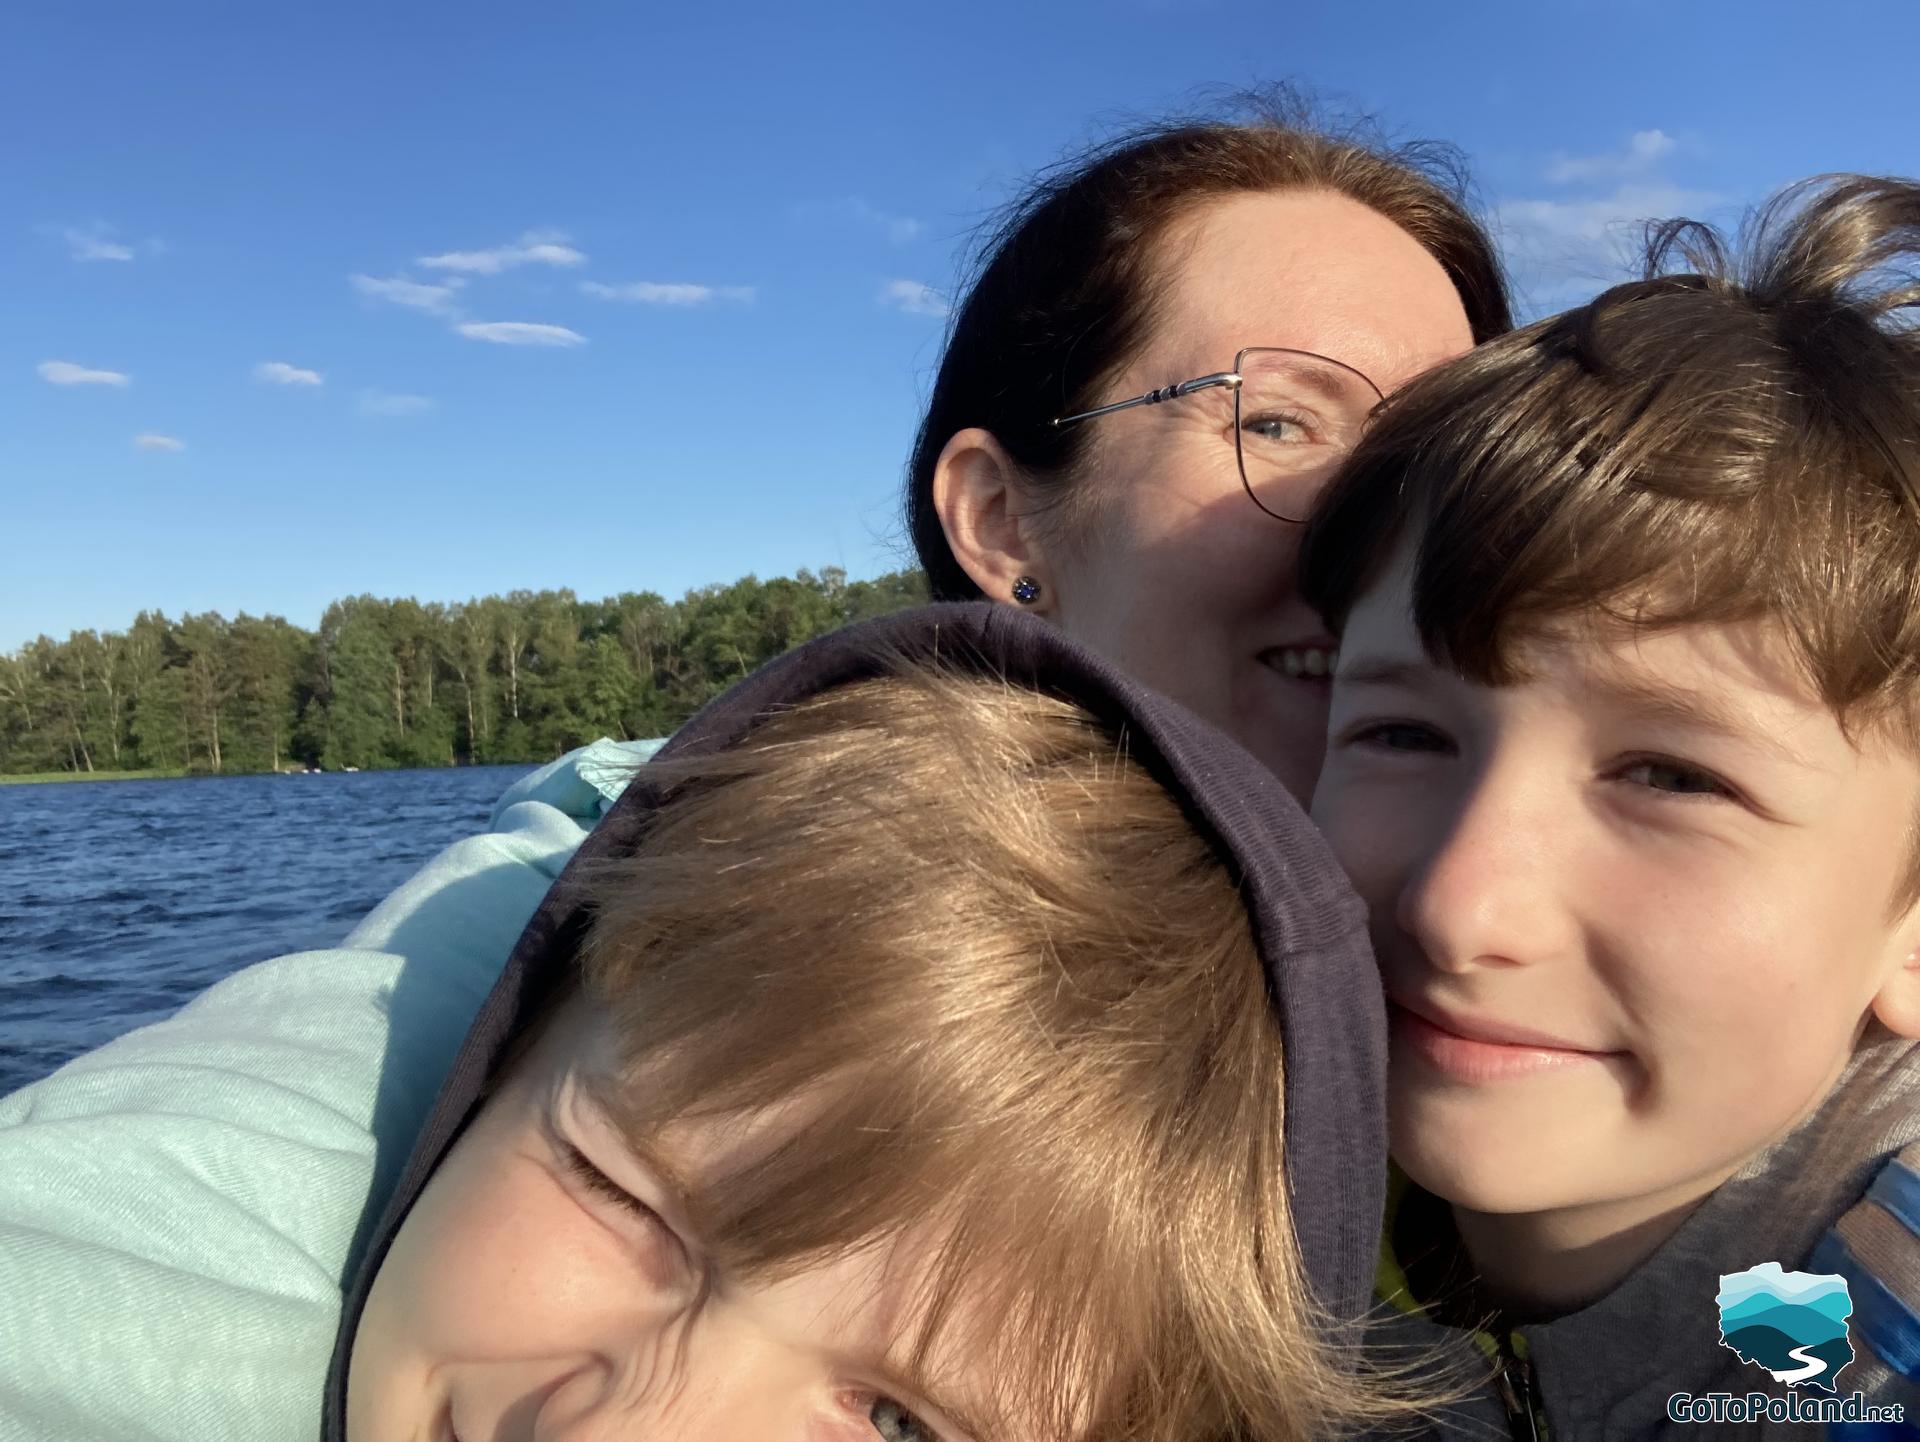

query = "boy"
[
  {"left": 324, "top": 611, "right": 1418, "bottom": 1442},
  {"left": 1302, "top": 176, "right": 1920, "bottom": 1438}
]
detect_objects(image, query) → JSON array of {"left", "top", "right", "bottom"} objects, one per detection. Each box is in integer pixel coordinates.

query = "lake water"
[{"left": 0, "top": 765, "right": 536, "bottom": 1097}]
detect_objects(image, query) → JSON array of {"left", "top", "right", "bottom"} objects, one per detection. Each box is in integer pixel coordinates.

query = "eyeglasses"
[{"left": 1050, "top": 347, "right": 1384, "bottom": 523}]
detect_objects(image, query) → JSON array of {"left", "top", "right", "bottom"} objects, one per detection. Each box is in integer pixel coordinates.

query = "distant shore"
[
  {"left": 0, "top": 769, "right": 190, "bottom": 786},
  {"left": 0, "top": 761, "right": 548, "bottom": 786}
]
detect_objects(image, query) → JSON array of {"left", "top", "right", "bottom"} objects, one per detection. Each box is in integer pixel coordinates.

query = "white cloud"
[
  {"left": 879, "top": 279, "right": 949, "bottom": 317},
  {"left": 455, "top": 321, "right": 586, "bottom": 347},
  {"left": 1493, "top": 131, "right": 1725, "bottom": 313},
  {"left": 39, "top": 359, "right": 130, "bottom": 387},
  {"left": 1545, "top": 129, "right": 1677, "bottom": 186},
  {"left": 1496, "top": 180, "right": 1726, "bottom": 310},
  {"left": 254, "top": 360, "right": 323, "bottom": 387},
  {"left": 133, "top": 432, "right": 184, "bottom": 452},
  {"left": 418, "top": 230, "right": 587, "bottom": 275},
  {"left": 359, "top": 390, "right": 435, "bottom": 417},
  {"left": 797, "top": 198, "right": 924, "bottom": 245},
  {"left": 579, "top": 280, "right": 756, "bottom": 305},
  {"left": 350, "top": 272, "right": 466, "bottom": 315},
  {"left": 65, "top": 226, "right": 135, "bottom": 263}
]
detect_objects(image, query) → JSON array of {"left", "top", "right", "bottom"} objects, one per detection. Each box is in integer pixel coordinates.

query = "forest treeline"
[{"left": 0, "top": 567, "right": 929, "bottom": 776}]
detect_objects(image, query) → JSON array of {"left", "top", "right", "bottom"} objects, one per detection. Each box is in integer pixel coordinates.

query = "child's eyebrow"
[
  {"left": 1334, "top": 655, "right": 1438, "bottom": 691},
  {"left": 1340, "top": 650, "right": 1820, "bottom": 767},
  {"left": 1588, "top": 669, "right": 1814, "bottom": 767}
]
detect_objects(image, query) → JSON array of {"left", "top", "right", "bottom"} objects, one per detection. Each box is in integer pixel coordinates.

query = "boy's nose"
[{"left": 1392, "top": 763, "right": 1577, "bottom": 976}]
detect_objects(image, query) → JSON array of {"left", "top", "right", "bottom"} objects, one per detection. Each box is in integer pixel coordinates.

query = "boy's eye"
[
  {"left": 1346, "top": 720, "right": 1453, "bottom": 754},
  {"left": 1616, "top": 756, "right": 1735, "bottom": 800},
  {"left": 870, "top": 1396, "right": 938, "bottom": 1442}
]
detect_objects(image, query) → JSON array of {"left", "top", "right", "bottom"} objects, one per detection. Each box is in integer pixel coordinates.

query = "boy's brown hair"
[
  {"left": 1302, "top": 174, "right": 1920, "bottom": 893},
  {"left": 571, "top": 660, "right": 1415, "bottom": 1442}
]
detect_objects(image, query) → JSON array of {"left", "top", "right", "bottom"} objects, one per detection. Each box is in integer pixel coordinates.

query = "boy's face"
[
  {"left": 348, "top": 999, "right": 1004, "bottom": 1442},
  {"left": 1312, "top": 549, "right": 1920, "bottom": 1226}
]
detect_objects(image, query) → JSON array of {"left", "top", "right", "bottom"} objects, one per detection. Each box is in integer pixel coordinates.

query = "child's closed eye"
[{"left": 559, "top": 1141, "right": 698, "bottom": 1281}]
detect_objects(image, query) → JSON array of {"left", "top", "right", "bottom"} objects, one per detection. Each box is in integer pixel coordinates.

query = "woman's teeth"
[{"left": 1270, "top": 646, "right": 1337, "bottom": 679}]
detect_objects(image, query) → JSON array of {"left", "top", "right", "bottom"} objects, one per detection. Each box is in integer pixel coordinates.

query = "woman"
[{"left": 909, "top": 102, "right": 1508, "bottom": 798}]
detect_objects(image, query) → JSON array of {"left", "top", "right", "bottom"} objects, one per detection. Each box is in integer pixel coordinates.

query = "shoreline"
[
  {"left": 0, "top": 761, "right": 552, "bottom": 787},
  {"left": 0, "top": 769, "right": 190, "bottom": 786}
]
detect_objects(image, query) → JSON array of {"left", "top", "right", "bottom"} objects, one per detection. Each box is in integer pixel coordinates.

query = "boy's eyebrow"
[
  {"left": 1587, "top": 669, "right": 1814, "bottom": 767},
  {"left": 1334, "top": 655, "right": 1436, "bottom": 690},
  {"left": 1338, "top": 649, "right": 1816, "bottom": 767}
]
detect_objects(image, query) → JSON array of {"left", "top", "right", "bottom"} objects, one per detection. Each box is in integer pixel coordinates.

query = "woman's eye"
[
  {"left": 1617, "top": 757, "right": 1734, "bottom": 800},
  {"left": 1241, "top": 410, "right": 1314, "bottom": 445},
  {"left": 870, "top": 1396, "right": 937, "bottom": 1442},
  {"left": 1347, "top": 721, "right": 1452, "bottom": 754}
]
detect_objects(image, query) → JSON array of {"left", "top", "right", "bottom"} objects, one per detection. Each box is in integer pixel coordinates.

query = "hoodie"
[{"left": 320, "top": 601, "right": 1395, "bottom": 1439}]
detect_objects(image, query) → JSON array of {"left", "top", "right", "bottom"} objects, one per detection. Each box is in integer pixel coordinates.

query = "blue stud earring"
[{"left": 1012, "top": 576, "right": 1042, "bottom": 605}]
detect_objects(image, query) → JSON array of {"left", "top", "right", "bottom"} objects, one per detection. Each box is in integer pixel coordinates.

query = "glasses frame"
[{"left": 1049, "top": 346, "right": 1384, "bottom": 523}]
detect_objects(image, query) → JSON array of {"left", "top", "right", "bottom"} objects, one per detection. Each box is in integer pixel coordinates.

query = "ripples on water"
[{"left": 0, "top": 765, "right": 535, "bottom": 1097}]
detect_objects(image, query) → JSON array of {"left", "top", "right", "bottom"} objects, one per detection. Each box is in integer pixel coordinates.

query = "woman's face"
[{"left": 1044, "top": 189, "right": 1475, "bottom": 799}]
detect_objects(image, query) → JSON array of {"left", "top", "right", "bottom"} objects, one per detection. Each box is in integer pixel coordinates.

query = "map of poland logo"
[{"left": 1716, "top": 1262, "right": 1854, "bottom": 1395}]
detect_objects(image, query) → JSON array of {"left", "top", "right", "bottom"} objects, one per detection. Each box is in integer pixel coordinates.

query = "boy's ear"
[
  {"left": 931, "top": 428, "right": 1053, "bottom": 611},
  {"left": 1871, "top": 936, "right": 1920, "bottom": 1039}
]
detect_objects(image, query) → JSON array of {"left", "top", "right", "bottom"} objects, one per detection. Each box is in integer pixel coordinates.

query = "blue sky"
[{"left": 5, "top": 0, "right": 1916, "bottom": 651}]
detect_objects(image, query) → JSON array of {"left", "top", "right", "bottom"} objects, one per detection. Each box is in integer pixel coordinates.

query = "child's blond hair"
[{"left": 570, "top": 659, "right": 1416, "bottom": 1442}]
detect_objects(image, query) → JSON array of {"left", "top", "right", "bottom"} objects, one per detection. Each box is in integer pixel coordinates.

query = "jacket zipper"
[{"left": 1493, "top": 1330, "right": 1545, "bottom": 1442}]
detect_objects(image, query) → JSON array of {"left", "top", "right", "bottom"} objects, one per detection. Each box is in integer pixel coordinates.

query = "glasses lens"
[{"left": 1234, "top": 349, "right": 1385, "bottom": 522}]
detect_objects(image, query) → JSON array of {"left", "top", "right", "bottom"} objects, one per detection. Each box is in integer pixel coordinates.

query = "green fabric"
[{"left": 0, "top": 740, "right": 653, "bottom": 1440}]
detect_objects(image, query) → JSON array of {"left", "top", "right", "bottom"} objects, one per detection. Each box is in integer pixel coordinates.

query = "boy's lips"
[{"left": 1389, "top": 997, "right": 1624, "bottom": 1083}]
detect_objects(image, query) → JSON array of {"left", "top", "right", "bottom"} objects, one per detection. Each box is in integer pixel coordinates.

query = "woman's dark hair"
[{"left": 905, "top": 92, "right": 1513, "bottom": 600}]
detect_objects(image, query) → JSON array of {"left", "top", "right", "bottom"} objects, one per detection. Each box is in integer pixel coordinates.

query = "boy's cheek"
[{"left": 1309, "top": 777, "right": 1405, "bottom": 896}]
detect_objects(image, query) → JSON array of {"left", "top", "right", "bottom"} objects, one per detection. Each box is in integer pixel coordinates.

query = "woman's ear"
[{"left": 931, "top": 428, "right": 1052, "bottom": 611}]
